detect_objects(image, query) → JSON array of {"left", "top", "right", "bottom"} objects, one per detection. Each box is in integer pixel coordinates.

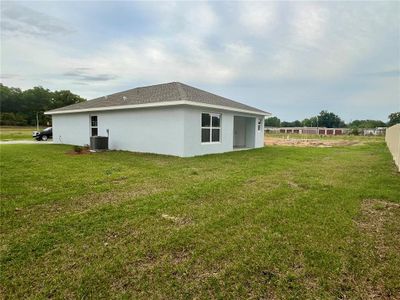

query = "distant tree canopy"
[
  {"left": 388, "top": 112, "right": 400, "bottom": 126},
  {"left": 301, "top": 117, "right": 316, "bottom": 127},
  {"left": 266, "top": 111, "right": 388, "bottom": 129},
  {"left": 280, "top": 120, "right": 302, "bottom": 127},
  {"left": 349, "top": 119, "right": 386, "bottom": 129},
  {"left": 317, "top": 110, "right": 345, "bottom": 128},
  {"left": 267, "top": 110, "right": 395, "bottom": 129},
  {"left": 277, "top": 111, "right": 344, "bottom": 128},
  {"left": 264, "top": 116, "right": 281, "bottom": 127},
  {"left": 0, "top": 84, "right": 86, "bottom": 126}
]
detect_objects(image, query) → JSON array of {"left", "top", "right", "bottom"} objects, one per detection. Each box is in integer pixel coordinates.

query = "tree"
[
  {"left": 302, "top": 118, "right": 311, "bottom": 127},
  {"left": 293, "top": 120, "right": 302, "bottom": 127},
  {"left": 349, "top": 119, "right": 386, "bottom": 129},
  {"left": 388, "top": 112, "right": 400, "bottom": 126},
  {"left": 317, "top": 110, "right": 343, "bottom": 128},
  {"left": 50, "top": 90, "right": 86, "bottom": 109},
  {"left": 310, "top": 116, "right": 319, "bottom": 127},
  {"left": 0, "top": 84, "right": 23, "bottom": 113},
  {"left": 21, "top": 86, "right": 53, "bottom": 125},
  {"left": 301, "top": 116, "right": 319, "bottom": 127},
  {"left": 0, "top": 84, "right": 86, "bottom": 126},
  {"left": 265, "top": 116, "right": 280, "bottom": 127},
  {"left": 281, "top": 120, "right": 301, "bottom": 127}
]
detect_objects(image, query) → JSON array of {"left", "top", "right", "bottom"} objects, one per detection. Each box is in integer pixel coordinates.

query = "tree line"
[
  {"left": 265, "top": 110, "right": 400, "bottom": 129},
  {"left": 1, "top": 83, "right": 399, "bottom": 129},
  {"left": 0, "top": 84, "right": 86, "bottom": 126}
]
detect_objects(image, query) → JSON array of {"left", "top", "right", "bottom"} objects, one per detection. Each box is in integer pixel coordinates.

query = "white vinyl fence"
[{"left": 385, "top": 124, "right": 400, "bottom": 171}]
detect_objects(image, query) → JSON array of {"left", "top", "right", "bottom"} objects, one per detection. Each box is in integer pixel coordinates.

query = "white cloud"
[
  {"left": 1, "top": 0, "right": 399, "bottom": 117},
  {"left": 291, "top": 3, "right": 329, "bottom": 46},
  {"left": 63, "top": 36, "right": 236, "bottom": 88},
  {"left": 184, "top": 3, "right": 218, "bottom": 36},
  {"left": 343, "top": 77, "right": 400, "bottom": 119},
  {"left": 1, "top": 35, "right": 69, "bottom": 85},
  {"left": 224, "top": 42, "right": 253, "bottom": 64},
  {"left": 238, "top": 2, "right": 277, "bottom": 36},
  {"left": 138, "top": 1, "right": 218, "bottom": 37},
  {"left": 0, "top": 33, "right": 237, "bottom": 98},
  {"left": 0, "top": 2, "right": 73, "bottom": 37},
  {"left": 263, "top": 2, "right": 399, "bottom": 81}
]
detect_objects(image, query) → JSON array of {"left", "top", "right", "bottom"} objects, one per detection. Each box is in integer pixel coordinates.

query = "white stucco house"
[{"left": 45, "top": 82, "right": 270, "bottom": 157}]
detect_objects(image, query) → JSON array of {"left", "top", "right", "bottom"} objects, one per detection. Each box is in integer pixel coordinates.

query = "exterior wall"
[
  {"left": 182, "top": 106, "right": 264, "bottom": 157},
  {"left": 52, "top": 105, "right": 265, "bottom": 157},
  {"left": 255, "top": 116, "right": 265, "bottom": 147},
  {"left": 385, "top": 124, "right": 400, "bottom": 171},
  {"left": 52, "top": 113, "right": 90, "bottom": 145},
  {"left": 183, "top": 106, "right": 234, "bottom": 157},
  {"left": 98, "top": 107, "right": 184, "bottom": 156},
  {"left": 53, "top": 106, "right": 185, "bottom": 156}
]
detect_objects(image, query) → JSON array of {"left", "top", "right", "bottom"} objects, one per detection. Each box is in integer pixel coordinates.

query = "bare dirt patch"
[
  {"left": 161, "top": 213, "right": 192, "bottom": 226},
  {"left": 265, "top": 137, "right": 362, "bottom": 147},
  {"left": 65, "top": 149, "right": 91, "bottom": 155}
]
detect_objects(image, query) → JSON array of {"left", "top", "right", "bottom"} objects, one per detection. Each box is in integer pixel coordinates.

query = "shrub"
[
  {"left": 0, "top": 112, "right": 28, "bottom": 126},
  {"left": 349, "top": 128, "right": 360, "bottom": 136},
  {"left": 73, "top": 145, "right": 83, "bottom": 153}
]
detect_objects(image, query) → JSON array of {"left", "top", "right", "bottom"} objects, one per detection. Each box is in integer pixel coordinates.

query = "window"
[
  {"left": 257, "top": 118, "right": 262, "bottom": 132},
  {"left": 201, "top": 113, "right": 221, "bottom": 143},
  {"left": 90, "top": 116, "right": 98, "bottom": 136}
]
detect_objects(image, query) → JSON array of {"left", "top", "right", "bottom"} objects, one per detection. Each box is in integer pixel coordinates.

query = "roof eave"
[{"left": 45, "top": 100, "right": 271, "bottom": 116}]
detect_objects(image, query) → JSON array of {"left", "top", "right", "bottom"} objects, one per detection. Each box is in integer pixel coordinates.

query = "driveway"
[{"left": 0, "top": 140, "right": 53, "bottom": 145}]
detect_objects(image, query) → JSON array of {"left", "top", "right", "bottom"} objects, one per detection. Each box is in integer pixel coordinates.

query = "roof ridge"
[
  {"left": 177, "top": 82, "right": 268, "bottom": 114},
  {"left": 93, "top": 82, "right": 174, "bottom": 100},
  {"left": 175, "top": 82, "right": 187, "bottom": 100}
]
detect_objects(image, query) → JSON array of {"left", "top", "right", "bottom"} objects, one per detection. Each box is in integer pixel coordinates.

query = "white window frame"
[
  {"left": 90, "top": 115, "right": 98, "bottom": 136},
  {"left": 257, "top": 118, "right": 262, "bottom": 132},
  {"left": 201, "top": 112, "right": 221, "bottom": 144}
]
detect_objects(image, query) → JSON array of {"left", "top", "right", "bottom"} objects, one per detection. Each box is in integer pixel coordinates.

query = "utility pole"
[{"left": 36, "top": 112, "right": 39, "bottom": 131}]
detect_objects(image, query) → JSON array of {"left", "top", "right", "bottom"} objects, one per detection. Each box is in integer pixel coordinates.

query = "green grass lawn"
[
  {"left": 1, "top": 141, "right": 399, "bottom": 299},
  {"left": 0, "top": 126, "right": 41, "bottom": 141}
]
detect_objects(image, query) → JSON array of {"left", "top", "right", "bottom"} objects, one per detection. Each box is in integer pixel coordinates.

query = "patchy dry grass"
[
  {"left": 0, "top": 126, "right": 39, "bottom": 141},
  {"left": 345, "top": 199, "right": 400, "bottom": 299},
  {"left": 0, "top": 139, "right": 399, "bottom": 299}
]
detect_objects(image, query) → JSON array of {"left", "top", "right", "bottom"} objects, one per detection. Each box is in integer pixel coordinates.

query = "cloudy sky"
[{"left": 1, "top": 1, "right": 399, "bottom": 122}]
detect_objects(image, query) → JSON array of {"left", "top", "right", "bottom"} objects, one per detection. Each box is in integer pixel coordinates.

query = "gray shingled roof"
[{"left": 46, "top": 82, "right": 268, "bottom": 115}]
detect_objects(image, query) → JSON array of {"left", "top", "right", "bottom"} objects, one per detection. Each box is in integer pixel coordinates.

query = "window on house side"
[
  {"left": 90, "top": 116, "right": 98, "bottom": 136},
  {"left": 201, "top": 113, "right": 221, "bottom": 143}
]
